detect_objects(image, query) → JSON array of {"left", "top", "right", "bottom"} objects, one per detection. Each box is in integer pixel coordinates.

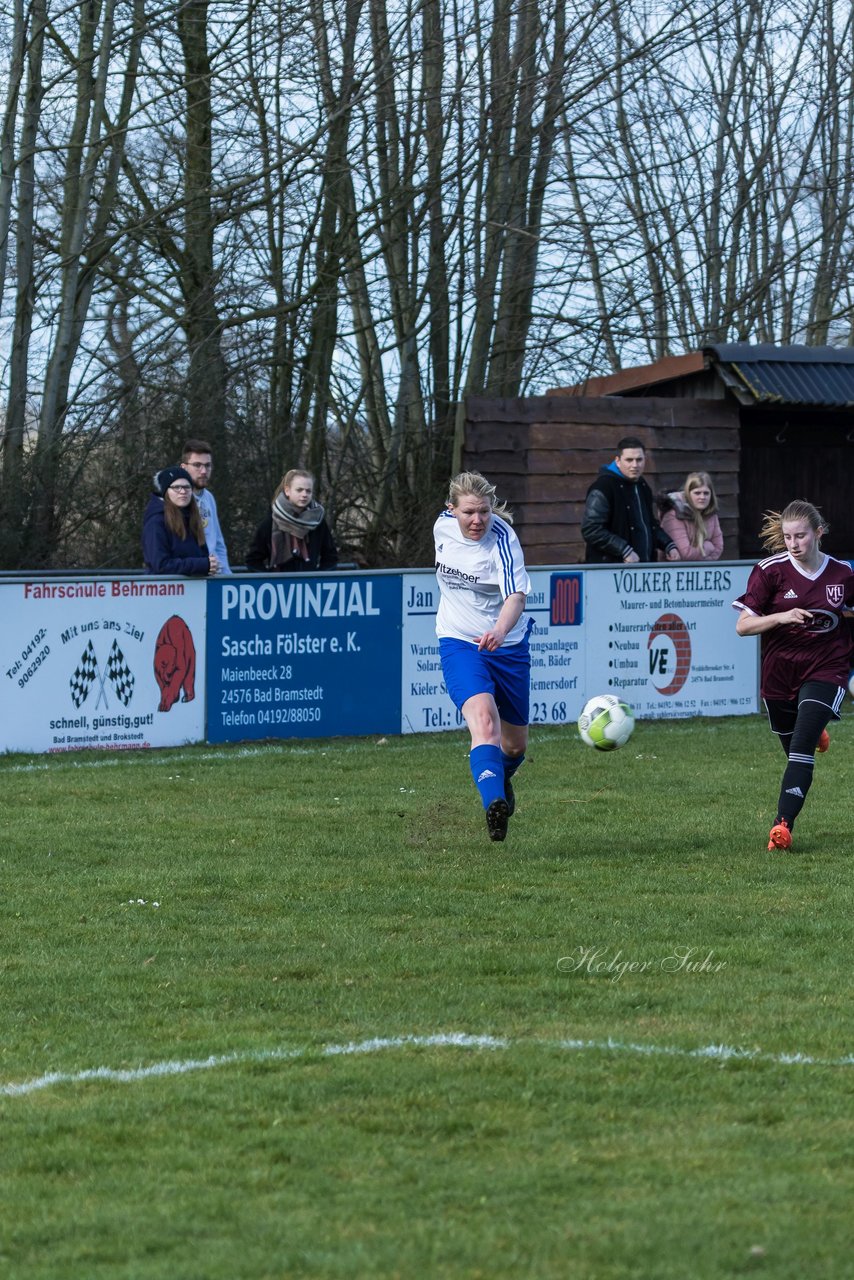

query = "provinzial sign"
[
  {"left": 205, "top": 574, "right": 402, "bottom": 742},
  {"left": 0, "top": 579, "right": 207, "bottom": 752}
]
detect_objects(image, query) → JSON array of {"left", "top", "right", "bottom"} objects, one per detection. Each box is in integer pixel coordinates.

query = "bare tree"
[
  {"left": 174, "top": 0, "right": 229, "bottom": 472},
  {"left": 560, "top": 0, "right": 854, "bottom": 366},
  {"left": 2, "top": 0, "right": 853, "bottom": 569},
  {"left": 26, "top": 0, "right": 147, "bottom": 559},
  {"left": 1, "top": 0, "right": 44, "bottom": 563}
]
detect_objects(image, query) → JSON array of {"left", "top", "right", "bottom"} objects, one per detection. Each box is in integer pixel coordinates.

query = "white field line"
[
  {"left": 2, "top": 1032, "right": 852, "bottom": 1099},
  {"left": 0, "top": 1034, "right": 504, "bottom": 1098}
]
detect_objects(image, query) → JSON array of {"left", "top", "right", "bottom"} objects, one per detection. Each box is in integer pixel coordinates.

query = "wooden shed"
[{"left": 462, "top": 344, "right": 854, "bottom": 564}]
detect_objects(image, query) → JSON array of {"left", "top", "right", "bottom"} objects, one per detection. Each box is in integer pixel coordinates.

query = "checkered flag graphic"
[
  {"left": 69, "top": 640, "right": 98, "bottom": 708},
  {"left": 107, "top": 639, "right": 135, "bottom": 706}
]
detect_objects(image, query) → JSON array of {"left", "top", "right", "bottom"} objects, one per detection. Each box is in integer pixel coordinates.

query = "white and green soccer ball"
[{"left": 577, "top": 693, "right": 635, "bottom": 751}]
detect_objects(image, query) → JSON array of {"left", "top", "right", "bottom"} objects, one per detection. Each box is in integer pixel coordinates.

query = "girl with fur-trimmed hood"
[{"left": 657, "top": 472, "right": 723, "bottom": 561}]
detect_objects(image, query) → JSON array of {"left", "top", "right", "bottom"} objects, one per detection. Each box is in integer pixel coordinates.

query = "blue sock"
[
  {"left": 469, "top": 744, "right": 506, "bottom": 809},
  {"left": 501, "top": 750, "right": 524, "bottom": 781}
]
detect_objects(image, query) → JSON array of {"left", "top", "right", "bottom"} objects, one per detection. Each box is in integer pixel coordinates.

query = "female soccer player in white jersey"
[
  {"left": 733, "top": 500, "right": 854, "bottom": 851},
  {"left": 434, "top": 472, "right": 533, "bottom": 842}
]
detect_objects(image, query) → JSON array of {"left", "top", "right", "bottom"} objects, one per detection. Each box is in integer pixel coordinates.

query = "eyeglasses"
[
  {"left": 185, "top": 462, "right": 212, "bottom": 470},
  {"left": 169, "top": 484, "right": 192, "bottom": 494}
]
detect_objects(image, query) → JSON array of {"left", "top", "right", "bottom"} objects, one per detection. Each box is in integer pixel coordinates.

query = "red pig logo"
[{"left": 153, "top": 615, "right": 196, "bottom": 712}]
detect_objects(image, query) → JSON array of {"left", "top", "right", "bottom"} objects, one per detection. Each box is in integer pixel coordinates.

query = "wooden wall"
[
  {"left": 462, "top": 395, "right": 741, "bottom": 565},
  {"left": 738, "top": 408, "right": 854, "bottom": 561}
]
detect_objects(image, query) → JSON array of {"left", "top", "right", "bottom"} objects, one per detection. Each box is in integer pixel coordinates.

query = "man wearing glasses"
[{"left": 181, "top": 438, "right": 232, "bottom": 574}]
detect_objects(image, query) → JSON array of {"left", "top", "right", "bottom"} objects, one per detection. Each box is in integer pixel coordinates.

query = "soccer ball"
[{"left": 577, "top": 694, "right": 635, "bottom": 751}]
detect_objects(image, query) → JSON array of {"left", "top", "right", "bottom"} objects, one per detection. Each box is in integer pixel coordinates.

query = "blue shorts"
[{"left": 440, "top": 635, "right": 531, "bottom": 726}]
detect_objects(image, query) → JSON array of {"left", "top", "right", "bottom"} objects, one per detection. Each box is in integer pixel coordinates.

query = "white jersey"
[{"left": 433, "top": 509, "right": 532, "bottom": 646}]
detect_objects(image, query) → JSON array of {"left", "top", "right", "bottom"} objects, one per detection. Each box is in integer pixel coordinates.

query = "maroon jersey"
[{"left": 733, "top": 551, "right": 854, "bottom": 700}]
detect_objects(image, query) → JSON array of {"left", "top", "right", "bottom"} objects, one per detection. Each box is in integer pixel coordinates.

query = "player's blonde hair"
[
  {"left": 447, "top": 471, "right": 513, "bottom": 524},
  {"left": 759, "top": 500, "right": 827, "bottom": 552}
]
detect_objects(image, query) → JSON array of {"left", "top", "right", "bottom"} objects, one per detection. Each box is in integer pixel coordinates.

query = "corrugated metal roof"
[{"left": 707, "top": 343, "right": 854, "bottom": 407}]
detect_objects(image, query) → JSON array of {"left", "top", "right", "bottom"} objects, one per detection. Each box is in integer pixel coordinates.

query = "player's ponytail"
[
  {"left": 447, "top": 471, "right": 514, "bottom": 524},
  {"left": 759, "top": 500, "right": 826, "bottom": 552}
]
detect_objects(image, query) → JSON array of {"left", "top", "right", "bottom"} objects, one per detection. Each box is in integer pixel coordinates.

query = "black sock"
[
  {"left": 776, "top": 756, "right": 814, "bottom": 829},
  {"left": 775, "top": 701, "right": 834, "bottom": 829}
]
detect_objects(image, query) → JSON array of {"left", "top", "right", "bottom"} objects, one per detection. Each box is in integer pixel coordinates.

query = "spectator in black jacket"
[
  {"left": 142, "top": 465, "right": 216, "bottom": 575},
  {"left": 581, "top": 438, "right": 679, "bottom": 564},
  {"left": 246, "top": 470, "right": 338, "bottom": 573}
]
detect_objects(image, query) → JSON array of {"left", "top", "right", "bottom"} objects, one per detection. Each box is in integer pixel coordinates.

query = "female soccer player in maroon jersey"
[{"left": 733, "top": 501, "right": 854, "bottom": 851}]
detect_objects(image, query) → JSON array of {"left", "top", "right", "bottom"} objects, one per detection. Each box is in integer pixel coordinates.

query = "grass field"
[{"left": 1, "top": 715, "right": 853, "bottom": 1279}]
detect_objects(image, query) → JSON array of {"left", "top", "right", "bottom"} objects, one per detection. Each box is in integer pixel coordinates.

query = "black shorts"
[{"left": 764, "top": 679, "right": 846, "bottom": 735}]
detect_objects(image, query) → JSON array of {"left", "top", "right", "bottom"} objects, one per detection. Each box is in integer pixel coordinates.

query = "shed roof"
[
  {"left": 709, "top": 344, "right": 854, "bottom": 406},
  {"left": 555, "top": 344, "right": 854, "bottom": 407}
]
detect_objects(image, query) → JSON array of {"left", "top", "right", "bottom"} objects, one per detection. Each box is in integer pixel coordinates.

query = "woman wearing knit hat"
[
  {"left": 245, "top": 470, "right": 338, "bottom": 573},
  {"left": 142, "top": 465, "right": 218, "bottom": 575}
]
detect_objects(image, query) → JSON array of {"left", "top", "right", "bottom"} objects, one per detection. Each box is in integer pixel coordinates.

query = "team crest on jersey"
[{"left": 826, "top": 584, "right": 844, "bottom": 606}]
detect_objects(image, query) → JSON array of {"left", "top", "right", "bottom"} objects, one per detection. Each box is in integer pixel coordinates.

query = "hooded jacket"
[
  {"left": 657, "top": 491, "right": 723, "bottom": 561},
  {"left": 581, "top": 463, "right": 676, "bottom": 563},
  {"left": 142, "top": 495, "right": 211, "bottom": 575}
]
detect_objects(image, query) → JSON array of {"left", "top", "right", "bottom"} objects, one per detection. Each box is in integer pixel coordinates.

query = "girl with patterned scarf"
[{"left": 246, "top": 470, "right": 338, "bottom": 572}]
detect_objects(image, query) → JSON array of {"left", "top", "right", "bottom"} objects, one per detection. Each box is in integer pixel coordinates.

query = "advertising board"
[
  {"left": 0, "top": 563, "right": 759, "bottom": 755},
  {"left": 205, "top": 574, "right": 403, "bottom": 742},
  {"left": 584, "top": 562, "right": 755, "bottom": 718},
  {"left": 400, "top": 563, "right": 757, "bottom": 732},
  {"left": 0, "top": 578, "right": 206, "bottom": 752},
  {"left": 401, "top": 569, "right": 588, "bottom": 733}
]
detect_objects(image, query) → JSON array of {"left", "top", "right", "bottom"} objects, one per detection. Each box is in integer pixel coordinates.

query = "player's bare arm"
[{"left": 736, "top": 608, "right": 813, "bottom": 636}]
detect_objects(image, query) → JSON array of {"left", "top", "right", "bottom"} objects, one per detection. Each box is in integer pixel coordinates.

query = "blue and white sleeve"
[{"left": 493, "top": 521, "right": 531, "bottom": 600}]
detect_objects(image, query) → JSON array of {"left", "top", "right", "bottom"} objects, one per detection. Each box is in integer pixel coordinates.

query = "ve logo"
[{"left": 647, "top": 612, "right": 692, "bottom": 696}]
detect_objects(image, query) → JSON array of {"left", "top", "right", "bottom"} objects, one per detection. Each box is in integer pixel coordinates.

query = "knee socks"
[
  {"left": 469, "top": 744, "right": 506, "bottom": 809},
  {"left": 776, "top": 756, "right": 814, "bottom": 830},
  {"left": 501, "top": 749, "right": 524, "bottom": 782},
  {"left": 775, "top": 704, "right": 833, "bottom": 830}
]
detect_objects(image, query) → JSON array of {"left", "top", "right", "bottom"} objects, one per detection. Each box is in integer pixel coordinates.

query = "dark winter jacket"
[
  {"left": 142, "top": 495, "right": 211, "bottom": 575},
  {"left": 581, "top": 464, "right": 676, "bottom": 564},
  {"left": 245, "top": 512, "right": 338, "bottom": 573}
]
